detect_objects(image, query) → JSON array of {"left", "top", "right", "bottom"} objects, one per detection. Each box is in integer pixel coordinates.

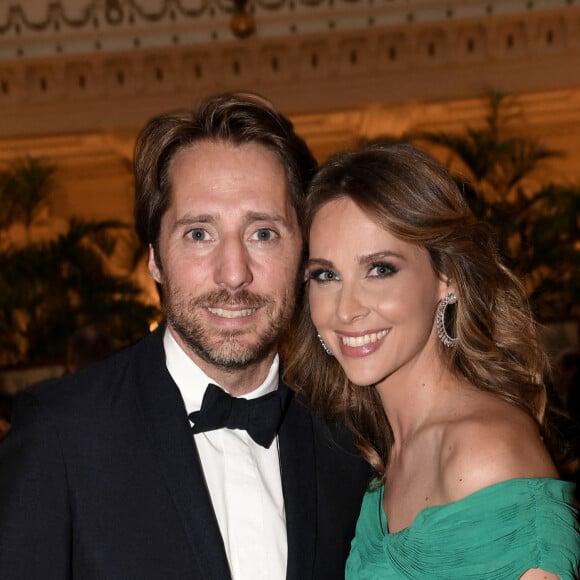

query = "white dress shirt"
[{"left": 163, "top": 328, "right": 287, "bottom": 580}]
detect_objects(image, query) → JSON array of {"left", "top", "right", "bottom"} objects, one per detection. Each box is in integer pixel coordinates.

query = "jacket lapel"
[
  {"left": 134, "top": 328, "right": 232, "bottom": 580},
  {"left": 278, "top": 388, "right": 317, "bottom": 580}
]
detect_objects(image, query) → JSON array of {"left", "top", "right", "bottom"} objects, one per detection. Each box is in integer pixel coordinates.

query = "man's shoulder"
[{"left": 25, "top": 329, "right": 163, "bottom": 410}]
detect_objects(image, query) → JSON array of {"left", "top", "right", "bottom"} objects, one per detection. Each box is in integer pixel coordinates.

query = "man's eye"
[
  {"left": 188, "top": 228, "right": 208, "bottom": 241},
  {"left": 253, "top": 229, "right": 276, "bottom": 241}
]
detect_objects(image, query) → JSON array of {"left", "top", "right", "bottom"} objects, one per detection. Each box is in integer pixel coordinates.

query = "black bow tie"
[{"left": 189, "top": 383, "right": 289, "bottom": 449}]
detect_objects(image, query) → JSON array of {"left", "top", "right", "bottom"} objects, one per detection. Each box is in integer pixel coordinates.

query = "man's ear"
[{"left": 148, "top": 245, "right": 162, "bottom": 284}]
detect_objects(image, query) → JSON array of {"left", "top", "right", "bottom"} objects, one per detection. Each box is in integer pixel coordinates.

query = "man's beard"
[{"left": 165, "top": 288, "right": 296, "bottom": 370}]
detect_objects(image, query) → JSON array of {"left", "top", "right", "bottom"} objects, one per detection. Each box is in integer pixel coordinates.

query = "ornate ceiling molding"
[
  {"left": 0, "top": 1, "right": 578, "bottom": 139},
  {"left": 0, "top": 1, "right": 577, "bottom": 57}
]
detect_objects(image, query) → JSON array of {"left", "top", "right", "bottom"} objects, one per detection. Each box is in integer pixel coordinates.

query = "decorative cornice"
[
  {"left": 0, "top": 3, "right": 579, "bottom": 138},
  {"left": 0, "top": 1, "right": 578, "bottom": 58}
]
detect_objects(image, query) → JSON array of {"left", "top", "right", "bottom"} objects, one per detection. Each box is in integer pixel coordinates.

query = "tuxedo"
[{"left": 0, "top": 326, "right": 369, "bottom": 579}]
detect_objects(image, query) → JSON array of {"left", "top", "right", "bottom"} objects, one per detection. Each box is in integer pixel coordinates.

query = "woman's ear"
[{"left": 438, "top": 274, "right": 456, "bottom": 300}]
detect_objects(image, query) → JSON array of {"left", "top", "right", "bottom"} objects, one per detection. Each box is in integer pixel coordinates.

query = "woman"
[{"left": 285, "top": 142, "right": 579, "bottom": 578}]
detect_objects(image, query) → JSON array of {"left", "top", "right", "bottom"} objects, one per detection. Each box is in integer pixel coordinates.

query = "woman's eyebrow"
[
  {"left": 358, "top": 250, "right": 405, "bottom": 265},
  {"left": 306, "top": 257, "right": 334, "bottom": 268}
]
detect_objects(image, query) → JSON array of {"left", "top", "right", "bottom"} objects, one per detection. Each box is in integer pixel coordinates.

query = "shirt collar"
[{"left": 163, "top": 326, "right": 280, "bottom": 414}]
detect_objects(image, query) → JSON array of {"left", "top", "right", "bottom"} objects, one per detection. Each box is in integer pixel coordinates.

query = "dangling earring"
[
  {"left": 436, "top": 292, "right": 458, "bottom": 348},
  {"left": 317, "top": 333, "right": 333, "bottom": 356}
]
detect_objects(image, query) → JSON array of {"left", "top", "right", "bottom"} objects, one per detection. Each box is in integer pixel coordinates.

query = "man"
[{"left": 0, "top": 93, "right": 369, "bottom": 579}]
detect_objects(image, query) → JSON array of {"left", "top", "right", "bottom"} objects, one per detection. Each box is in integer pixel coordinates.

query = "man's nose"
[{"left": 213, "top": 236, "right": 253, "bottom": 290}]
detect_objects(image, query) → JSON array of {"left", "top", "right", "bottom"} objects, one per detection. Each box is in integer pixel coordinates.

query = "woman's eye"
[
  {"left": 369, "top": 263, "right": 396, "bottom": 277},
  {"left": 188, "top": 228, "right": 208, "bottom": 241},
  {"left": 308, "top": 269, "right": 339, "bottom": 283}
]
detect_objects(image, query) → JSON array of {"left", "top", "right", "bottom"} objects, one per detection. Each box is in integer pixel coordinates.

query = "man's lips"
[{"left": 207, "top": 307, "right": 257, "bottom": 319}]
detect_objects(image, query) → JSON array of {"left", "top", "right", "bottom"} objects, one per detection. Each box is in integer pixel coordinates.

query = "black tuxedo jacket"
[{"left": 0, "top": 327, "right": 369, "bottom": 579}]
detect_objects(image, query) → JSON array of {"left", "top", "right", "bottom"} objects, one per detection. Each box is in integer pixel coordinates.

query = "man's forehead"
[{"left": 168, "top": 146, "right": 293, "bottom": 203}]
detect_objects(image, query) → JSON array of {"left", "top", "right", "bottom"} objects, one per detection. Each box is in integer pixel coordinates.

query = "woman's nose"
[{"left": 336, "top": 282, "right": 369, "bottom": 323}]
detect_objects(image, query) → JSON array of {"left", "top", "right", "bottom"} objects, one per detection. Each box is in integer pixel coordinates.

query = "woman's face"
[{"left": 307, "top": 196, "right": 449, "bottom": 388}]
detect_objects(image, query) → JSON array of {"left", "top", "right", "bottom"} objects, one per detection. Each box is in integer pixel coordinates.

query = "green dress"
[{"left": 345, "top": 478, "right": 579, "bottom": 579}]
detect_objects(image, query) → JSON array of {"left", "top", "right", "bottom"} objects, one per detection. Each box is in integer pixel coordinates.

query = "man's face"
[{"left": 149, "top": 141, "right": 302, "bottom": 386}]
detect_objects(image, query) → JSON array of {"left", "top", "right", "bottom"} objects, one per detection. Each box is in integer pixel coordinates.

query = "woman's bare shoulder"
[{"left": 439, "top": 395, "right": 557, "bottom": 503}]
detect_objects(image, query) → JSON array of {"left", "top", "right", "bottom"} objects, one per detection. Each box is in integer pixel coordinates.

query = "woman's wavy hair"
[{"left": 283, "top": 141, "right": 550, "bottom": 482}]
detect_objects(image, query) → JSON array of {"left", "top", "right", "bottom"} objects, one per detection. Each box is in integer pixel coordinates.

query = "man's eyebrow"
[
  {"left": 174, "top": 214, "right": 214, "bottom": 228},
  {"left": 245, "top": 211, "right": 290, "bottom": 225},
  {"left": 174, "top": 211, "right": 291, "bottom": 229}
]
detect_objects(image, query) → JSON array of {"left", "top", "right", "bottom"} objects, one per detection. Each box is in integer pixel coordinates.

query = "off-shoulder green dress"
[{"left": 345, "top": 478, "right": 579, "bottom": 579}]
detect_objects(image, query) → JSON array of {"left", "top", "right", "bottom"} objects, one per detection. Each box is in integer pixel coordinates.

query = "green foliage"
[
  {"left": 0, "top": 156, "right": 56, "bottom": 234},
  {"left": 411, "top": 92, "right": 580, "bottom": 323},
  {"left": 0, "top": 157, "right": 160, "bottom": 367}
]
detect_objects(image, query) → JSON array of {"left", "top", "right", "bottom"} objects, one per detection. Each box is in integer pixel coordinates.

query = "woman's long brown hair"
[{"left": 283, "top": 142, "right": 550, "bottom": 482}]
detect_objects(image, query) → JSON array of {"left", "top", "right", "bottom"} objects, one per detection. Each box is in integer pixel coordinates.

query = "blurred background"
[{"left": 0, "top": 0, "right": 579, "bottom": 397}]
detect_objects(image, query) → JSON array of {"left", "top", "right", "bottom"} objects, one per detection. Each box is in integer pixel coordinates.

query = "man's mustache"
[{"left": 192, "top": 289, "right": 272, "bottom": 309}]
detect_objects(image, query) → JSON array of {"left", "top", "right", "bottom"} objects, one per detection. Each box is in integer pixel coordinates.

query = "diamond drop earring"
[
  {"left": 317, "top": 333, "right": 333, "bottom": 356},
  {"left": 436, "top": 292, "right": 458, "bottom": 348}
]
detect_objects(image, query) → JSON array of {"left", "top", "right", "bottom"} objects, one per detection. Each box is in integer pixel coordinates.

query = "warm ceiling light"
[{"left": 230, "top": 0, "right": 255, "bottom": 39}]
